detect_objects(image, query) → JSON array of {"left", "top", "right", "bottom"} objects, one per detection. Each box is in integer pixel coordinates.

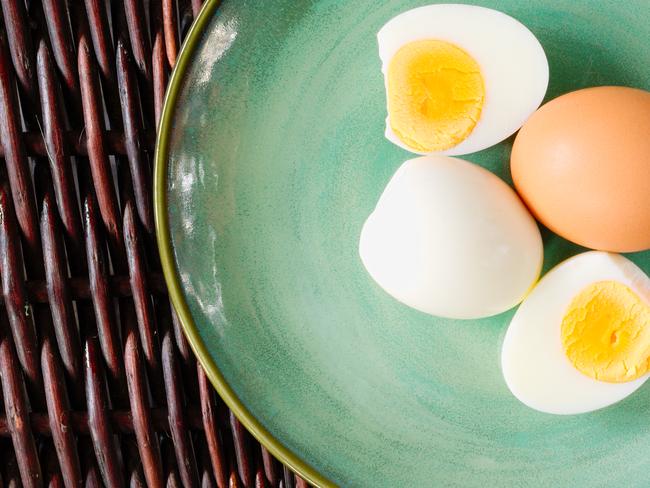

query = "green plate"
[{"left": 155, "top": 1, "right": 650, "bottom": 486}]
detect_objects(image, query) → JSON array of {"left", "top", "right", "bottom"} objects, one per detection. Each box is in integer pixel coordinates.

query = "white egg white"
[
  {"left": 501, "top": 251, "right": 650, "bottom": 415},
  {"left": 378, "top": 4, "right": 549, "bottom": 155},
  {"left": 359, "top": 155, "right": 542, "bottom": 319}
]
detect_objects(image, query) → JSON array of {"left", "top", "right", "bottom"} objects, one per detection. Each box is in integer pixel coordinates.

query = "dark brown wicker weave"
[{"left": 0, "top": 1, "right": 309, "bottom": 486}]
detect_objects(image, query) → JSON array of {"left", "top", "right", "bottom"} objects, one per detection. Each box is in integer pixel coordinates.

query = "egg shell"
[
  {"left": 359, "top": 155, "right": 543, "bottom": 319},
  {"left": 511, "top": 86, "right": 650, "bottom": 252},
  {"left": 501, "top": 251, "right": 650, "bottom": 415},
  {"left": 378, "top": 4, "right": 549, "bottom": 155}
]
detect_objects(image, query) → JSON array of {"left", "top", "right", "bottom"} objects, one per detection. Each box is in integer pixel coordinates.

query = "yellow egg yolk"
[
  {"left": 387, "top": 40, "right": 485, "bottom": 152},
  {"left": 561, "top": 281, "right": 650, "bottom": 383}
]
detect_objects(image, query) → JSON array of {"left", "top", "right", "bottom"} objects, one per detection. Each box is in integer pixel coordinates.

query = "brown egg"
[{"left": 511, "top": 86, "right": 650, "bottom": 252}]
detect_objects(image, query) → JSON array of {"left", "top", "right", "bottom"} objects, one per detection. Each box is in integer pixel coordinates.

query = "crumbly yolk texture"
[
  {"left": 387, "top": 40, "right": 485, "bottom": 152},
  {"left": 561, "top": 281, "right": 650, "bottom": 383}
]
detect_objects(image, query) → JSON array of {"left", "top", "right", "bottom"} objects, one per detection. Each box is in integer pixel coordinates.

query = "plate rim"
[{"left": 153, "top": 1, "right": 334, "bottom": 486}]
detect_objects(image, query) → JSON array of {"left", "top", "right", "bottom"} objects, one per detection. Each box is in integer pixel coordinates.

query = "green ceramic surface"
[{"left": 157, "top": 1, "right": 650, "bottom": 486}]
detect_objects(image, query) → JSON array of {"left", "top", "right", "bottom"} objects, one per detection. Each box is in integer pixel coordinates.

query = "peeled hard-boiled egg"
[
  {"left": 502, "top": 252, "right": 650, "bottom": 415},
  {"left": 378, "top": 4, "right": 549, "bottom": 155},
  {"left": 359, "top": 155, "right": 542, "bottom": 319}
]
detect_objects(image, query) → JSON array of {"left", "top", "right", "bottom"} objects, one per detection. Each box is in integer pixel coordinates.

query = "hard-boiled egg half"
[
  {"left": 378, "top": 4, "right": 549, "bottom": 155},
  {"left": 502, "top": 252, "right": 650, "bottom": 415},
  {"left": 359, "top": 156, "right": 542, "bottom": 319}
]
